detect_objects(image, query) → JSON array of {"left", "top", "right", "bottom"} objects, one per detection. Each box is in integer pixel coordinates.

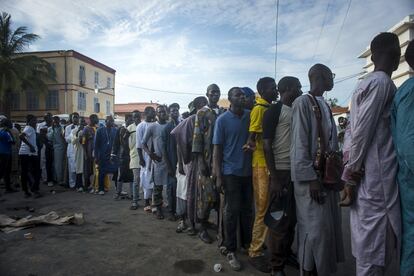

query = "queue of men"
[{"left": 0, "top": 33, "right": 413, "bottom": 276}]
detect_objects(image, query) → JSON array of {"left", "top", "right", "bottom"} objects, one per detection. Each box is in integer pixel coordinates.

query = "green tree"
[
  {"left": 0, "top": 12, "right": 55, "bottom": 118},
  {"left": 327, "top": 97, "right": 339, "bottom": 107}
]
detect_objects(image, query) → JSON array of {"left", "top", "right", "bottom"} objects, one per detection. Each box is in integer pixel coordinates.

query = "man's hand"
[
  {"left": 150, "top": 153, "right": 162, "bottom": 162},
  {"left": 215, "top": 174, "right": 224, "bottom": 194},
  {"left": 242, "top": 141, "right": 256, "bottom": 152},
  {"left": 29, "top": 145, "right": 36, "bottom": 153},
  {"left": 270, "top": 175, "right": 284, "bottom": 199},
  {"left": 339, "top": 183, "right": 356, "bottom": 207},
  {"left": 139, "top": 159, "right": 146, "bottom": 168},
  {"left": 309, "top": 180, "right": 325, "bottom": 204},
  {"left": 178, "top": 164, "right": 185, "bottom": 175}
]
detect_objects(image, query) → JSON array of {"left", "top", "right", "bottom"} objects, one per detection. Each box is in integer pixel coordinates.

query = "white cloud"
[{"left": 3, "top": 0, "right": 414, "bottom": 108}]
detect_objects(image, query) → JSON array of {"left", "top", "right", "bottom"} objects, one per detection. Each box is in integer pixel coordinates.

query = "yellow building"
[
  {"left": 359, "top": 14, "right": 414, "bottom": 87},
  {"left": 11, "top": 50, "right": 116, "bottom": 121}
]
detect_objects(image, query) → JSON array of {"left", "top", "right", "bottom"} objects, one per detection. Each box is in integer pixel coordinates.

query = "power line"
[
  {"left": 302, "top": 71, "right": 364, "bottom": 88},
  {"left": 274, "top": 0, "right": 280, "bottom": 79},
  {"left": 312, "top": 0, "right": 331, "bottom": 60},
  {"left": 328, "top": 0, "right": 352, "bottom": 61},
  {"left": 117, "top": 82, "right": 200, "bottom": 95}
]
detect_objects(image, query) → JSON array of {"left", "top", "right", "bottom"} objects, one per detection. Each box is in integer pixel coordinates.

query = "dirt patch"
[{"left": 173, "top": 259, "right": 205, "bottom": 274}]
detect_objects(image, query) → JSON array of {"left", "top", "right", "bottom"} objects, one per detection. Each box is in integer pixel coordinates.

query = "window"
[
  {"left": 94, "top": 97, "right": 100, "bottom": 113},
  {"left": 77, "top": 92, "right": 86, "bottom": 111},
  {"left": 79, "top": 65, "right": 86, "bottom": 86},
  {"left": 46, "top": 90, "right": 59, "bottom": 109},
  {"left": 106, "top": 100, "right": 111, "bottom": 115},
  {"left": 11, "top": 93, "right": 20, "bottom": 110},
  {"left": 106, "top": 77, "right": 111, "bottom": 89},
  {"left": 94, "top": 71, "right": 99, "bottom": 86},
  {"left": 26, "top": 91, "right": 39, "bottom": 110},
  {"left": 50, "top": 63, "right": 56, "bottom": 71}
]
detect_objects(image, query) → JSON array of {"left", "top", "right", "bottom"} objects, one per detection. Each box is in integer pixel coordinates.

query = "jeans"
[
  {"left": 167, "top": 175, "right": 177, "bottom": 214},
  {"left": 20, "top": 155, "right": 40, "bottom": 193},
  {"left": 223, "top": 174, "right": 254, "bottom": 252}
]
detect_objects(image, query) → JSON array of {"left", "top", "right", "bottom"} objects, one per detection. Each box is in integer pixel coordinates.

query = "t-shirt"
[
  {"left": 19, "top": 125, "right": 38, "bottom": 156},
  {"left": 0, "top": 129, "right": 13, "bottom": 155},
  {"left": 249, "top": 97, "right": 270, "bottom": 167},
  {"left": 262, "top": 103, "right": 292, "bottom": 170},
  {"left": 213, "top": 110, "right": 252, "bottom": 177}
]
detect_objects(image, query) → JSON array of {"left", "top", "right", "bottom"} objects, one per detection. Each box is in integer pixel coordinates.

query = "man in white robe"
[
  {"left": 65, "top": 113, "right": 79, "bottom": 188},
  {"left": 341, "top": 32, "right": 401, "bottom": 276}
]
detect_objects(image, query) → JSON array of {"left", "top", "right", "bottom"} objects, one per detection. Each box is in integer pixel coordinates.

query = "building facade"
[
  {"left": 11, "top": 50, "right": 116, "bottom": 122},
  {"left": 359, "top": 14, "right": 414, "bottom": 87},
  {"left": 114, "top": 102, "right": 159, "bottom": 118}
]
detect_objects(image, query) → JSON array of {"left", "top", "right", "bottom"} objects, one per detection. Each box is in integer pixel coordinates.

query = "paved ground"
[{"left": 0, "top": 185, "right": 398, "bottom": 276}]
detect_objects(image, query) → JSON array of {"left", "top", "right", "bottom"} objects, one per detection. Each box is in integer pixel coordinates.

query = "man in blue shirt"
[
  {"left": 0, "top": 117, "right": 16, "bottom": 193},
  {"left": 213, "top": 87, "right": 253, "bottom": 271}
]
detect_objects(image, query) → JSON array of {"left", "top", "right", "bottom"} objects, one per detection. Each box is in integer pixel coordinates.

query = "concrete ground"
[{"left": 0, "top": 185, "right": 398, "bottom": 276}]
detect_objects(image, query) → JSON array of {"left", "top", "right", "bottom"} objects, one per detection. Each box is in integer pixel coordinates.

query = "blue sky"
[{"left": 3, "top": 0, "right": 414, "bottom": 109}]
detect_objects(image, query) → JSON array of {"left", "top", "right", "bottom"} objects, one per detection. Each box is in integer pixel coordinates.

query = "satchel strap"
[{"left": 306, "top": 94, "right": 327, "bottom": 155}]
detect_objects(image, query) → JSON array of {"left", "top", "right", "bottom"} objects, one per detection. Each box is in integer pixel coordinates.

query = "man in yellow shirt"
[{"left": 245, "top": 77, "right": 278, "bottom": 273}]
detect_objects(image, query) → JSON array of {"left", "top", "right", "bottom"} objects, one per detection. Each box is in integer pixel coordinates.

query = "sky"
[{"left": 3, "top": 0, "right": 414, "bottom": 109}]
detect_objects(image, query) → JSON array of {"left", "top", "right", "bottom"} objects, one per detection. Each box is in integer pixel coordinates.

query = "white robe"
[{"left": 71, "top": 127, "right": 84, "bottom": 175}]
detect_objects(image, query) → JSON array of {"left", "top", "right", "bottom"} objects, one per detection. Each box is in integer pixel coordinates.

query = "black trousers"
[
  {"left": 0, "top": 154, "right": 12, "bottom": 190},
  {"left": 20, "top": 155, "right": 40, "bottom": 193},
  {"left": 223, "top": 174, "right": 253, "bottom": 252},
  {"left": 268, "top": 170, "right": 297, "bottom": 271}
]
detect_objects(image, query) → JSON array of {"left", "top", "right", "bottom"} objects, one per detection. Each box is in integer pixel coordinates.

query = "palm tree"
[{"left": 0, "top": 12, "right": 55, "bottom": 118}]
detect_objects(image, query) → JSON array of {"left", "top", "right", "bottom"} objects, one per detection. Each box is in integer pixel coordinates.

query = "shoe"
[
  {"left": 47, "top": 182, "right": 54, "bottom": 187},
  {"left": 120, "top": 191, "right": 128, "bottom": 196},
  {"left": 130, "top": 203, "right": 138, "bottom": 210},
  {"left": 33, "top": 192, "right": 43, "bottom": 198},
  {"left": 24, "top": 192, "right": 32, "bottom": 198},
  {"left": 98, "top": 191, "right": 105, "bottom": 195},
  {"left": 248, "top": 255, "right": 271, "bottom": 273},
  {"left": 176, "top": 220, "right": 188, "bottom": 233},
  {"left": 113, "top": 193, "right": 121, "bottom": 200},
  {"left": 143, "top": 205, "right": 152, "bottom": 213},
  {"left": 155, "top": 208, "right": 164, "bottom": 219},
  {"left": 219, "top": 246, "right": 229, "bottom": 256},
  {"left": 271, "top": 270, "right": 286, "bottom": 276},
  {"left": 187, "top": 227, "right": 197, "bottom": 236},
  {"left": 77, "top": 187, "right": 84, "bottom": 192},
  {"left": 168, "top": 214, "right": 177, "bottom": 222},
  {"left": 198, "top": 229, "right": 213, "bottom": 244},
  {"left": 89, "top": 189, "right": 95, "bottom": 194},
  {"left": 227, "top": 252, "right": 241, "bottom": 271}
]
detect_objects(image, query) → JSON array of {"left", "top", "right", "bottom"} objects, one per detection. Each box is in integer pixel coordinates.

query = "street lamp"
[{"left": 94, "top": 85, "right": 114, "bottom": 94}]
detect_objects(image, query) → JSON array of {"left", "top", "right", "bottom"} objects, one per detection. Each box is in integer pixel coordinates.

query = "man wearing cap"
[{"left": 241, "top": 87, "right": 256, "bottom": 110}]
